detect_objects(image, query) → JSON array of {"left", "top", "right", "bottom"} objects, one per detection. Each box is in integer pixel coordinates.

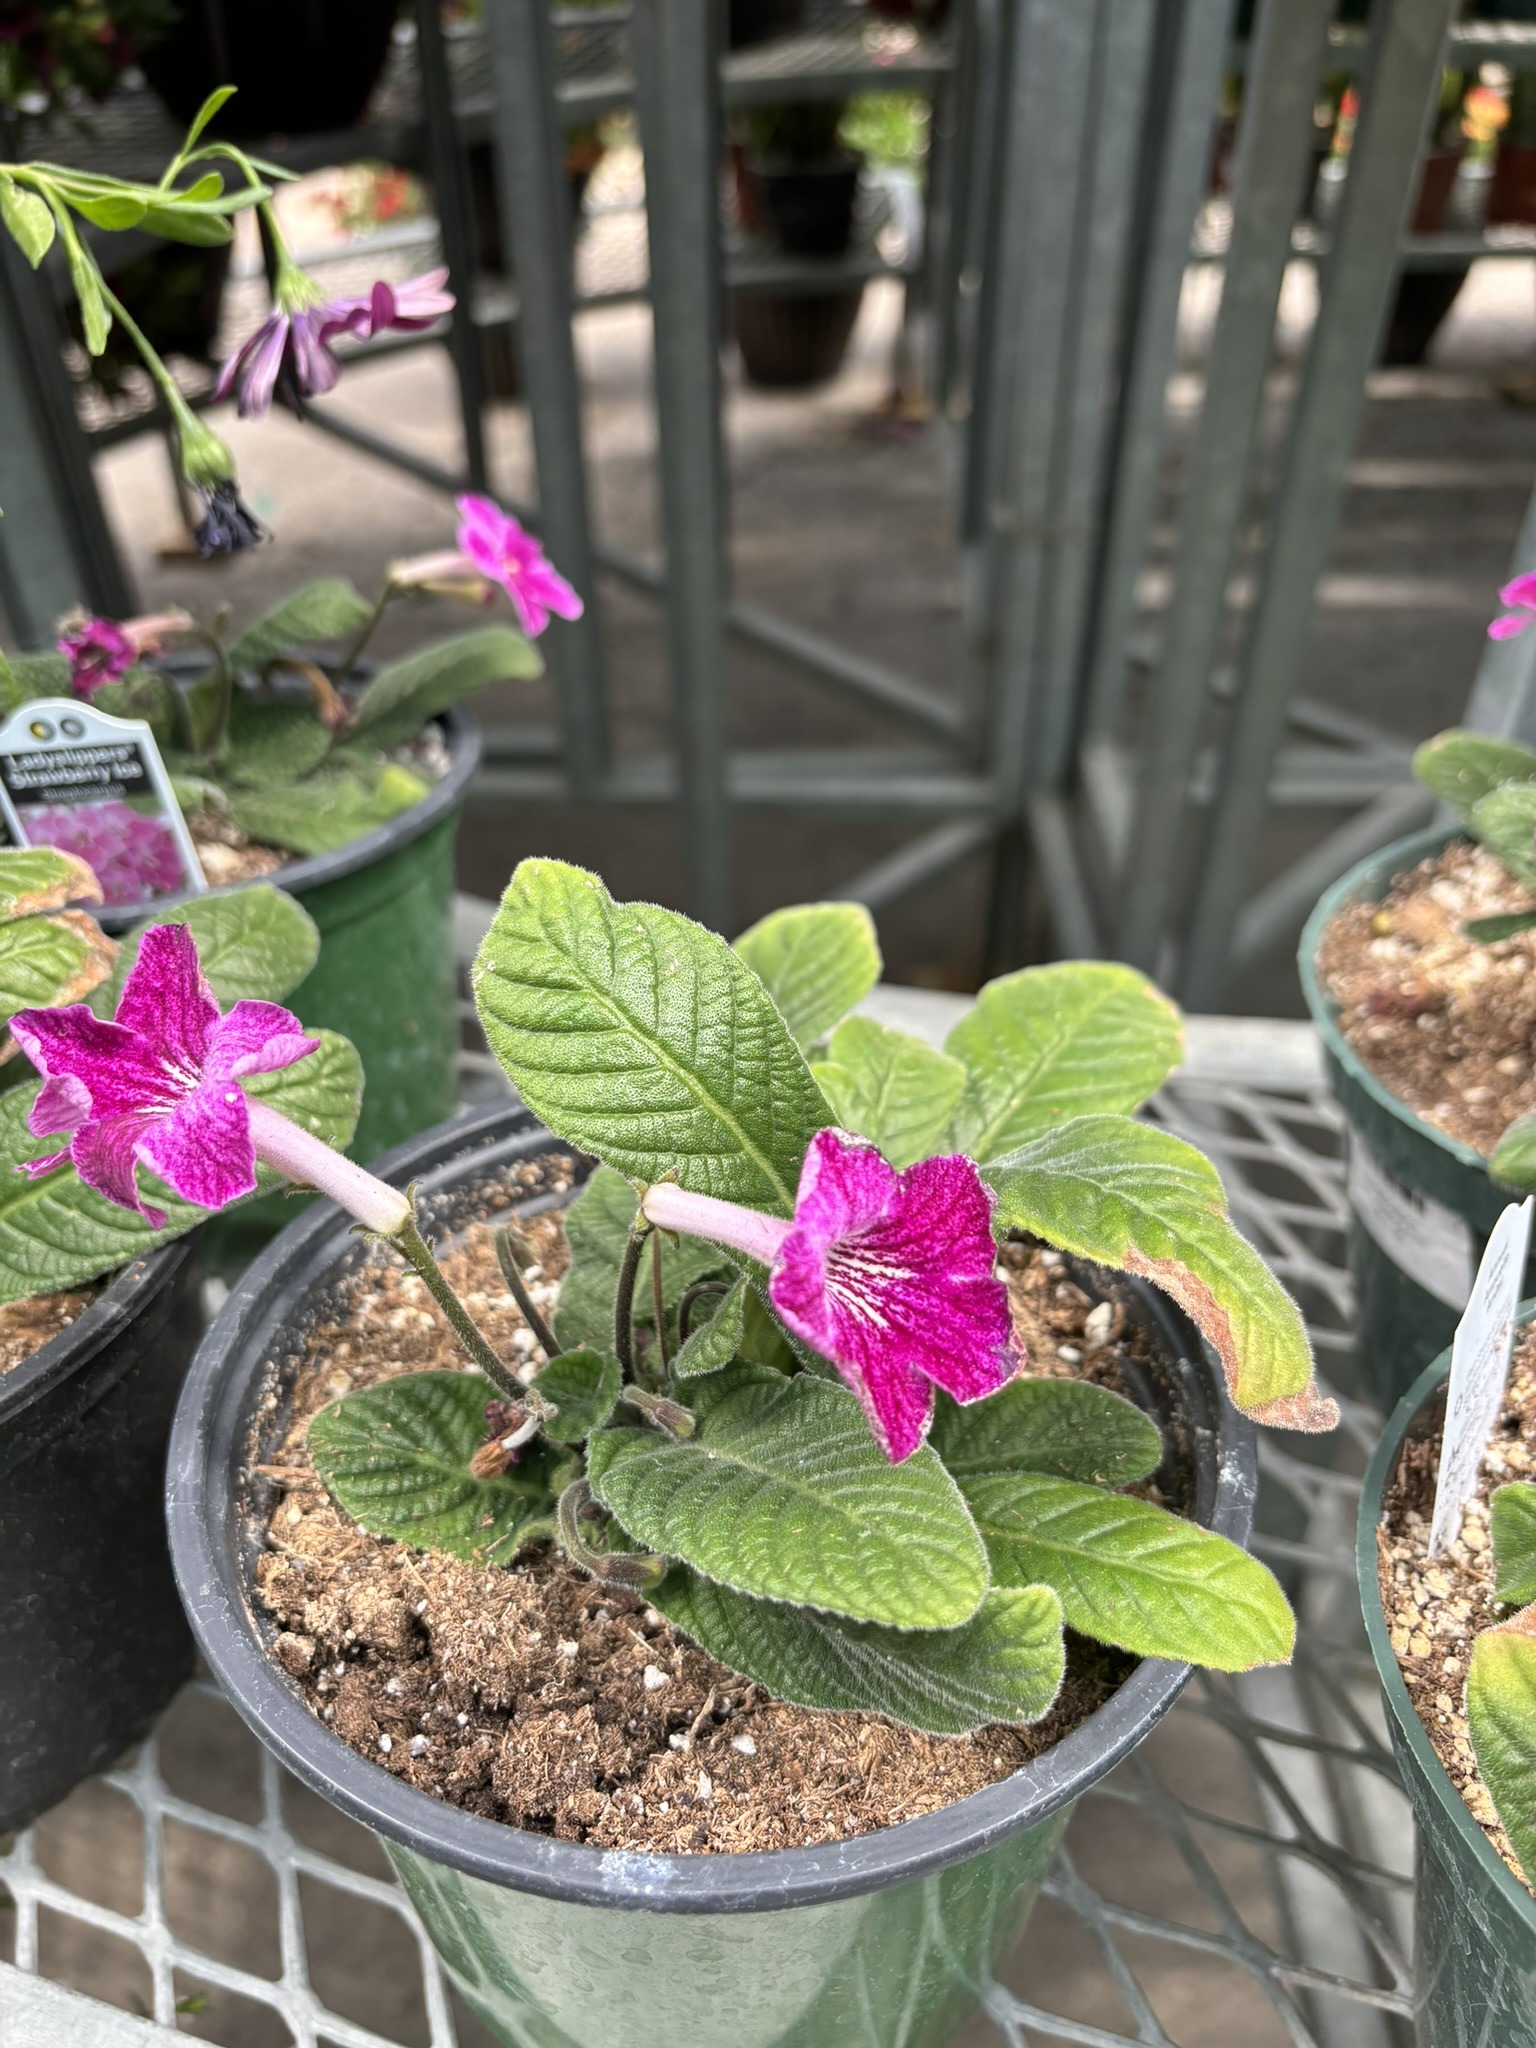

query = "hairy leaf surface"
[
  {"left": 1467, "top": 1610, "right": 1536, "bottom": 1887},
  {"left": 552, "top": 1165, "right": 728, "bottom": 1350},
  {"left": 0, "top": 848, "right": 100, "bottom": 918},
  {"left": 1492, "top": 1114, "right": 1536, "bottom": 1194},
  {"left": 671, "top": 1276, "right": 747, "bottom": 1380},
  {"left": 962, "top": 1469, "right": 1293, "bottom": 1669},
  {"left": 349, "top": 628, "right": 541, "bottom": 751},
  {"left": 932, "top": 1376, "right": 1162, "bottom": 1487},
  {"left": 1492, "top": 1482, "right": 1536, "bottom": 1608},
  {"left": 222, "top": 697, "right": 334, "bottom": 788},
  {"left": 528, "top": 1347, "right": 620, "bottom": 1442},
  {"left": 229, "top": 765, "right": 427, "bottom": 857},
  {"left": 1413, "top": 730, "right": 1536, "bottom": 823},
  {"left": 228, "top": 579, "right": 374, "bottom": 674},
  {"left": 587, "top": 1363, "right": 987, "bottom": 1628},
  {"left": 733, "top": 901, "right": 881, "bottom": 1050},
  {"left": 1471, "top": 783, "right": 1536, "bottom": 892},
  {"left": 97, "top": 885, "right": 320, "bottom": 1014},
  {"left": 0, "top": 912, "right": 114, "bottom": 1026},
  {"left": 475, "top": 861, "right": 832, "bottom": 1212},
  {"left": 812, "top": 1016, "right": 965, "bottom": 1166},
  {"left": 655, "top": 1573, "right": 1063, "bottom": 1734},
  {"left": 987, "top": 1116, "right": 1334, "bottom": 1430}
]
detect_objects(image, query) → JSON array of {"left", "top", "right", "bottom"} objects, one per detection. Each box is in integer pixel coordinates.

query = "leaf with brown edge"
[
  {"left": 985, "top": 1115, "right": 1336, "bottom": 1432},
  {"left": 1467, "top": 1601, "right": 1536, "bottom": 1888},
  {"left": 0, "top": 847, "right": 102, "bottom": 919}
]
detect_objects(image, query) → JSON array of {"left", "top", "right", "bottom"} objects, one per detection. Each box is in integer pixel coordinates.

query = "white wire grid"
[{"left": 0, "top": 1036, "right": 1420, "bottom": 2048}]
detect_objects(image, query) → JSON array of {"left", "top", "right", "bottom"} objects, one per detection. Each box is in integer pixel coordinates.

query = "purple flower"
[
  {"left": 194, "top": 480, "right": 264, "bottom": 559},
  {"left": 454, "top": 494, "right": 584, "bottom": 638},
  {"left": 56, "top": 609, "right": 193, "bottom": 698},
  {"left": 1489, "top": 572, "right": 1536, "bottom": 641},
  {"left": 24, "top": 801, "right": 187, "bottom": 907},
  {"left": 643, "top": 1129, "right": 1020, "bottom": 1462},
  {"left": 11, "top": 923, "right": 318, "bottom": 1226},
  {"left": 213, "top": 268, "right": 456, "bottom": 421}
]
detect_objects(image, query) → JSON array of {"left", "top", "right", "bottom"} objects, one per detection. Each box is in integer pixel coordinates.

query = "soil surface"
[
  {"left": 0, "top": 1287, "right": 97, "bottom": 1377},
  {"left": 1317, "top": 839, "right": 1536, "bottom": 1156},
  {"left": 251, "top": 1166, "right": 1166, "bottom": 1854},
  {"left": 1378, "top": 1327, "right": 1536, "bottom": 1892}
]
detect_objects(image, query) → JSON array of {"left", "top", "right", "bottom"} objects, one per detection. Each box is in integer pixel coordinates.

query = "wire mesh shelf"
[{"left": 0, "top": 1011, "right": 1419, "bottom": 2047}]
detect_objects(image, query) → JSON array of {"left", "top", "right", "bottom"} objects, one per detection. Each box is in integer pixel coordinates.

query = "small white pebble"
[
  {"left": 643, "top": 1664, "right": 670, "bottom": 1691},
  {"left": 643, "top": 1608, "right": 664, "bottom": 1627},
  {"left": 408, "top": 1735, "right": 429, "bottom": 1757},
  {"left": 659, "top": 1800, "right": 670, "bottom": 1813},
  {"left": 731, "top": 1733, "right": 757, "bottom": 1756},
  {"left": 322, "top": 1705, "right": 334, "bottom": 1721},
  {"left": 1056, "top": 1345, "right": 1082, "bottom": 1365},
  {"left": 378, "top": 1734, "right": 393, "bottom": 1754},
  {"left": 697, "top": 1771, "right": 713, "bottom": 1800},
  {"left": 456, "top": 1712, "right": 469, "bottom": 1727},
  {"left": 1083, "top": 1302, "right": 1114, "bottom": 1350},
  {"left": 342, "top": 1629, "right": 355, "bottom": 1643},
  {"left": 415, "top": 1599, "right": 428, "bottom": 1616},
  {"left": 333, "top": 1662, "right": 347, "bottom": 1678},
  {"left": 384, "top": 1677, "right": 403, "bottom": 1697},
  {"left": 669, "top": 1731, "right": 691, "bottom": 1751},
  {"left": 1039, "top": 1250, "right": 1063, "bottom": 1268},
  {"left": 558, "top": 1639, "right": 579, "bottom": 1659}
]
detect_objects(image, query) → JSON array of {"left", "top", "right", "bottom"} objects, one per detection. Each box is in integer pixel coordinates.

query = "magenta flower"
[
  {"left": 11, "top": 923, "right": 320, "bottom": 1226},
  {"left": 1488, "top": 572, "right": 1536, "bottom": 641},
  {"left": 643, "top": 1129, "right": 1020, "bottom": 1461},
  {"left": 214, "top": 267, "right": 455, "bottom": 421},
  {"left": 319, "top": 269, "right": 456, "bottom": 344},
  {"left": 454, "top": 495, "right": 585, "bottom": 638},
  {"left": 24, "top": 801, "right": 187, "bottom": 907},
  {"left": 56, "top": 609, "right": 193, "bottom": 697}
]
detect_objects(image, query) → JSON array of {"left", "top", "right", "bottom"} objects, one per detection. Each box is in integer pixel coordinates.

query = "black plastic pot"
[
  {"left": 725, "top": 0, "right": 806, "bottom": 48},
  {"left": 1, "top": 1237, "right": 202, "bottom": 1833},
  {"left": 168, "top": 1103, "right": 1260, "bottom": 2047},
  {"left": 140, "top": 0, "right": 400, "bottom": 138},
  {"left": 733, "top": 285, "right": 866, "bottom": 388},
  {"left": 752, "top": 157, "right": 862, "bottom": 258},
  {"left": 1360, "top": 1341, "right": 1536, "bottom": 2046}
]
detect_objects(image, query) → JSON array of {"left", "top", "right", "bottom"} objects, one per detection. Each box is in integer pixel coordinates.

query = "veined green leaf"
[
  {"left": 671, "top": 1277, "right": 747, "bottom": 1380},
  {"left": 1492, "top": 1483, "right": 1536, "bottom": 1608},
  {"left": 812, "top": 1015, "right": 965, "bottom": 1166},
  {"left": 528, "top": 1346, "right": 620, "bottom": 1442},
  {"left": 6, "top": 654, "right": 70, "bottom": 704},
  {"left": 947, "top": 962, "right": 1184, "bottom": 1160},
  {"left": 229, "top": 765, "right": 427, "bottom": 858},
  {"left": 1466, "top": 908, "right": 1536, "bottom": 945},
  {"left": 587, "top": 1362, "right": 987, "bottom": 1629},
  {"left": 222, "top": 696, "right": 334, "bottom": 788},
  {"left": 474, "top": 861, "right": 833, "bottom": 1213},
  {"left": 228, "top": 578, "right": 374, "bottom": 674},
  {"left": 98, "top": 885, "right": 320, "bottom": 1015},
  {"left": 70, "top": 191, "right": 147, "bottom": 231},
  {"left": 0, "top": 175, "right": 55, "bottom": 265},
  {"left": 0, "top": 912, "right": 114, "bottom": 1026},
  {"left": 962, "top": 1469, "right": 1293, "bottom": 1669},
  {"left": 308, "top": 1372, "right": 555, "bottom": 1563},
  {"left": 1467, "top": 1610, "right": 1536, "bottom": 1886},
  {"left": 932, "top": 1376, "right": 1162, "bottom": 1487},
  {"left": 1471, "top": 783, "right": 1536, "bottom": 892},
  {"left": 552, "top": 1164, "right": 729, "bottom": 1350},
  {"left": 1413, "top": 730, "right": 1536, "bottom": 824},
  {"left": 655, "top": 1572, "right": 1064, "bottom": 1735},
  {"left": 348, "top": 627, "right": 542, "bottom": 751},
  {"left": 733, "top": 901, "right": 881, "bottom": 1050},
  {"left": 987, "top": 1115, "right": 1334, "bottom": 1431},
  {"left": 0, "top": 848, "right": 100, "bottom": 918}
]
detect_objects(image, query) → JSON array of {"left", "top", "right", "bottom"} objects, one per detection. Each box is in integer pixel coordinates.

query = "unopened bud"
[{"left": 621, "top": 1387, "right": 696, "bottom": 1439}]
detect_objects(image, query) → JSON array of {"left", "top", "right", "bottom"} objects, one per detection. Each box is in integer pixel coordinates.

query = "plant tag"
[
  {"left": 1430, "top": 1198, "right": 1535, "bottom": 1558},
  {"left": 1346, "top": 1134, "right": 1475, "bottom": 1311},
  {"left": 0, "top": 699, "right": 204, "bottom": 909}
]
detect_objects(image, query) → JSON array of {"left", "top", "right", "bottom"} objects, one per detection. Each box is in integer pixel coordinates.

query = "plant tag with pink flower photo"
[{"left": 0, "top": 700, "right": 205, "bottom": 911}]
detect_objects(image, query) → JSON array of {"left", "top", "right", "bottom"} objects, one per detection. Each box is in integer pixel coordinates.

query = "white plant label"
[
  {"left": 1346, "top": 1134, "right": 1475, "bottom": 1311},
  {"left": 1430, "top": 1197, "right": 1534, "bottom": 1558}
]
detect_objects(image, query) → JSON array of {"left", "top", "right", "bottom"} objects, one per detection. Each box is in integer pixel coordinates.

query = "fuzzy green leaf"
[
  {"left": 947, "top": 963, "right": 1184, "bottom": 1160},
  {"left": 932, "top": 1376, "right": 1163, "bottom": 1487},
  {"left": 228, "top": 765, "right": 427, "bottom": 857},
  {"left": 348, "top": 627, "right": 542, "bottom": 751},
  {"left": 1493, "top": 1114, "right": 1536, "bottom": 1193},
  {"left": 1471, "top": 784, "right": 1536, "bottom": 892},
  {"left": 1467, "top": 1615, "right": 1536, "bottom": 1886},
  {"left": 0, "top": 1028, "right": 361, "bottom": 1301},
  {"left": 587, "top": 1362, "right": 987, "bottom": 1629},
  {"left": 962, "top": 1469, "right": 1293, "bottom": 1669},
  {"left": 1466, "top": 908, "right": 1536, "bottom": 945},
  {"left": 987, "top": 1116, "right": 1333, "bottom": 1431},
  {"left": 97, "top": 885, "right": 320, "bottom": 1016},
  {"left": 812, "top": 1016, "right": 965, "bottom": 1167},
  {"left": 1413, "top": 730, "right": 1536, "bottom": 824},
  {"left": 0, "top": 914, "right": 112, "bottom": 1026},
  {"left": 528, "top": 1346, "right": 621, "bottom": 1442},
  {"left": 222, "top": 696, "right": 334, "bottom": 788},
  {"left": 655, "top": 1572, "right": 1063, "bottom": 1735},
  {"left": 0, "top": 848, "right": 100, "bottom": 918},
  {"left": 552, "top": 1165, "right": 729, "bottom": 1350},
  {"left": 0, "top": 175, "right": 55, "bottom": 265},
  {"left": 474, "top": 861, "right": 833, "bottom": 1213},
  {"left": 733, "top": 902, "right": 881, "bottom": 1050},
  {"left": 1492, "top": 1483, "right": 1536, "bottom": 1608},
  {"left": 7, "top": 654, "right": 70, "bottom": 703},
  {"left": 228, "top": 579, "right": 374, "bottom": 675},
  {"left": 308, "top": 1372, "right": 555, "bottom": 1563},
  {"left": 671, "top": 1277, "right": 748, "bottom": 1380}
]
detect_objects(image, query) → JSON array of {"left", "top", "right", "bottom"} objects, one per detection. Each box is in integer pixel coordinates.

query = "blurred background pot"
[{"left": 140, "top": 0, "right": 401, "bottom": 138}]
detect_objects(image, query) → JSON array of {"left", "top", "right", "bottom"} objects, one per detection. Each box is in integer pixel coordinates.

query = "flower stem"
[
  {"left": 390, "top": 1210, "right": 551, "bottom": 1416},
  {"left": 612, "top": 1218, "right": 653, "bottom": 1383},
  {"left": 331, "top": 579, "right": 396, "bottom": 691},
  {"left": 555, "top": 1480, "right": 667, "bottom": 1591},
  {"left": 492, "top": 1224, "right": 560, "bottom": 1360},
  {"left": 649, "top": 1232, "right": 669, "bottom": 1370},
  {"left": 677, "top": 1280, "right": 730, "bottom": 1346}
]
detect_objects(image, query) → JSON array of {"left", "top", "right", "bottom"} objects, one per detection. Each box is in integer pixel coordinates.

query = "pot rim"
[
  {"left": 1356, "top": 1330, "right": 1536, "bottom": 1933},
  {"left": 1297, "top": 822, "right": 1487, "bottom": 1174},
  {"left": 0, "top": 1233, "right": 192, "bottom": 1441},
  {"left": 97, "top": 705, "right": 482, "bottom": 934},
  {"left": 168, "top": 1101, "right": 1261, "bottom": 1916}
]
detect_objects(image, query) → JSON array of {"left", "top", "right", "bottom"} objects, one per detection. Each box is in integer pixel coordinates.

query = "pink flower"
[
  {"left": 56, "top": 610, "right": 192, "bottom": 697},
  {"left": 1488, "top": 572, "right": 1536, "bottom": 641},
  {"left": 214, "top": 268, "right": 455, "bottom": 421},
  {"left": 11, "top": 923, "right": 319, "bottom": 1227},
  {"left": 319, "top": 268, "right": 455, "bottom": 343},
  {"left": 454, "top": 495, "right": 584, "bottom": 637},
  {"left": 24, "top": 801, "right": 186, "bottom": 907},
  {"left": 642, "top": 1129, "right": 1020, "bottom": 1461}
]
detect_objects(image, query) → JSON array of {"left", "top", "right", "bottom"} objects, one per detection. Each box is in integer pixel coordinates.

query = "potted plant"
[
  {"left": 731, "top": 100, "right": 868, "bottom": 389},
  {"left": 138, "top": 0, "right": 402, "bottom": 141},
  {"left": 157, "top": 869, "right": 1333, "bottom": 2043},
  {"left": 1360, "top": 1313, "right": 1536, "bottom": 2045},
  {"left": 1301, "top": 716, "right": 1536, "bottom": 1409},
  {"left": 0, "top": 0, "right": 174, "bottom": 125},
  {"left": 12, "top": 492, "right": 580, "bottom": 1194},
  {"left": 0, "top": 857, "right": 363, "bottom": 1831}
]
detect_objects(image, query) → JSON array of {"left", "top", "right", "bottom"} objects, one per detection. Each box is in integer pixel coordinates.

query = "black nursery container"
[
  {"left": 0, "top": 1238, "right": 202, "bottom": 1832},
  {"left": 168, "top": 1103, "right": 1263, "bottom": 2048}
]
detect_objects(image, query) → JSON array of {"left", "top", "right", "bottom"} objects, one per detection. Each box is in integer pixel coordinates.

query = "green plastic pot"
[
  {"left": 168, "top": 1104, "right": 1262, "bottom": 2048},
  {"left": 1359, "top": 1336, "right": 1536, "bottom": 2046},
  {"left": 1300, "top": 827, "right": 1511, "bottom": 1410},
  {"left": 103, "top": 710, "right": 481, "bottom": 1263}
]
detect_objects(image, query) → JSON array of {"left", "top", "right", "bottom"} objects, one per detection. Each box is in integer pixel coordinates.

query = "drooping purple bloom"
[
  {"left": 213, "top": 268, "right": 456, "bottom": 421},
  {"left": 23, "top": 801, "right": 187, "bottom": 907},
  {"left": 1489, "top": 572, "right": 1536, "bottom": 641},
  {"left": 11, "top": 923, "right": 318, "bottom": 1226},
  {"left": 643, "top": 1128, "right": 1020, "bottom": 1462},
  {"left": 455, "top": 494, "right": 585, "bottom": 638},
  {"left": 194, "top": 480, "right": 264, "bottom": 559}
]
